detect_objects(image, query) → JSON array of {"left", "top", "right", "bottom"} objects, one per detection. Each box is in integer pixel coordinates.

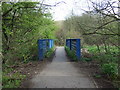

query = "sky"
[
  {"left": 43, "top": 0, "right": 118, "bottom": 21},
  {"left": 2, "top": 0, "right": 118, "bottom": 21},
  {"left": 1, "top": 0, "right": 91, "bottom": 20},
  {"left": 43, "top": 0, "right": 91, "bottom": 21}
]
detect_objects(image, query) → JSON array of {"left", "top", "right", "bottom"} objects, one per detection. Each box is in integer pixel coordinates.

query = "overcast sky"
[
  {"left": 43, "top": 0, "right": 92, "bottom": 21},
  {"left": 43, "top": 0, "right": 118, "bottom": 21},
  {"left": 3, "top": 0, "right": 118, "bottom": 21},
  {"left": 2, "top": 0, "right": 91, "bottom": 20}
]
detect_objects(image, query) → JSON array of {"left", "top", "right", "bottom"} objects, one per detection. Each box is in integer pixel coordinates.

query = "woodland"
[{"left": 1, "top": 1, "right": 120, "bottom": 88}]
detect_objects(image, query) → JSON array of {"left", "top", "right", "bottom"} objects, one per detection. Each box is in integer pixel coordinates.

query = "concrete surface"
[{"left": 29, "top": 47, "right": 96, "bottom": 88}]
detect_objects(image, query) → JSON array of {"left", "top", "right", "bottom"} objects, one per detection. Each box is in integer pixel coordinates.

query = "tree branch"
[
  {"left": 2, "top": 1, "right": 66, "bottom": 17},
  {"left": 83, "top": 32, "right": 120, "bottom": 36}
]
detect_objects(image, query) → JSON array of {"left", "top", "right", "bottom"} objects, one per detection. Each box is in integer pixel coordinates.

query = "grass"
[
  {"left": 84, "top": 45, "right": 119, "bottom": 55},
  {"left": 83, "top": 45, "right": 119, "bottom": 62},
  {"left": 2, "top": 68, "right": 26, "bottom": 88}
]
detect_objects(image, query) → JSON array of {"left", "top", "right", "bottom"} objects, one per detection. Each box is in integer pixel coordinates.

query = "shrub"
[
  {"left": 65, "top": 46, "right": 77, "bottom": 61},
  {"left": 81, "top": 57, "right": 92, "bottom": 61},
  {"left": 2, "top": 70, "right": 26, "bottom": 88},
  {"left": 101, "top": 63, "right": 118, "bottom": 78},
  {"left": 45, "top": 47, "right": 54, "bottom": 58}
]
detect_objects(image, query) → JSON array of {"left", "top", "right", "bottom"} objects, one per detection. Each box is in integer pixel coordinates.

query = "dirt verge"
[{"left": 75, "top": 60, "right": 115, "bottom": 88}]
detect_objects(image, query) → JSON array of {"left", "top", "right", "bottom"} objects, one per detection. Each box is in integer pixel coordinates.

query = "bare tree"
[{"left": 83, "top": 0, "right": 120, "bottom": 36}]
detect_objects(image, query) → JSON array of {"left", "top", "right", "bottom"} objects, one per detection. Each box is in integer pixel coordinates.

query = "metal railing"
[
  {"left": 66, "top": 39, "right": 81, "bottom": 60},
  {"left": 38, "top": 39, "right": 54, "bottom": 60}
]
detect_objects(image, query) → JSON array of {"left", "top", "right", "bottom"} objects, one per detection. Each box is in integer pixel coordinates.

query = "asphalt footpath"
[{"left": 29, "top": 47, "right": 97, "bottom": 88}]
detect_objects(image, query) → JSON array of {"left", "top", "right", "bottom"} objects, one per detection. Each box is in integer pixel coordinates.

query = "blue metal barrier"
[
  {"left": 66, "top": 39, "right": 81, "bottom": 60},
  {"left": 38, "top": 39, "right": 54, "bottom": 60}
]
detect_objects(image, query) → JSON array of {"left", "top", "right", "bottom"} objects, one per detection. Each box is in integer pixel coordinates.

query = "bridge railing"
[
  {"left": 38, "top": 39, "right": 54, "bottom": 60},
  {"left": 66, "top": 39, "right": 81, "bottom": 60}
]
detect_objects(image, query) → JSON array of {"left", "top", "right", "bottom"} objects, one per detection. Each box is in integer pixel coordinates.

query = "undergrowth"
[
  {"left": 83, "top": 45, "right": 119, "bottom": 87},
  {"left": 65, "top": 46, "right": 78, "bottom": 61},
  {"left": 2, "top": 68, "right": 26, "bottom": 88},
  {"left": 45, "top": 47, "right": 55, "bottom": 58}
]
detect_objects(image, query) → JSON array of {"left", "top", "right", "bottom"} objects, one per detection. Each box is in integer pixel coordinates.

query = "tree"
[{"left": 2, "top": 2, "right": 57, "bottom": 66}]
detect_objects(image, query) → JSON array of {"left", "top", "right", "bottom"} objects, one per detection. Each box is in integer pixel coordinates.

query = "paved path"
[{"left": 29, "top": 47, "right": 96, "bottom": 88}]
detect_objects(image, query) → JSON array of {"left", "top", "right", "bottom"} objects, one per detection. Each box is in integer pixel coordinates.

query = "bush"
[
  {"left": 45, "top": 47, "right": 55, "bottom": 58},
  {"left": 83, "top": 45, "right": 119, "bottom": 86},
  {"left": 65, "top": 46, "right": 77, "bottom": 61},
  {"left": 92, "top": 54, "right": 118, "bottom": 64},
  {"left": 101, "top": 63, "right": 118, "bottom": 78},
  {"left": 81, "top": 57, "right": 92, "bottom": 61},
  {"left": 2, "top": 69, "right": 26, "bottom": 88}
]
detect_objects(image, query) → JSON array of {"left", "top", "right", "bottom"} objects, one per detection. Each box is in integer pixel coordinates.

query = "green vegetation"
[
  {"left": 83, "top": 45, "right": 119, "bottom": 87},
  {"left": 45, "top": 47, "right": 55, "bottom": 58},
  {"left": 81, "top": 57, "right": 92, "bottom": 62},
  {"left": 84, "top": 46, "right": 119, "bottom": 62},
  {"left": 2, "top": 2, "right": 57, "bottom": 66},
  {"left": 2, "top": 2, "right": 57, "bottom": 88},
  {"left": 65, "top": 46, "right": 77, "bottom": 61},
  {"left": 61, "top": 0, "right": 119, "bottom": 87},
  {"left": 2, "top": 68, "right": 26, "bottom": 88},
  {"left": 54, "top": 20, "right": 65, "bottom": 46},
  {"left": 84, "top": 45, "right": 119, "bottom": 55},
  {"left": 1, "top": 0, "right": 119, "bottom": 88},
  {"left": 101, "top": 63, "right": 118, "bottom": 78}
]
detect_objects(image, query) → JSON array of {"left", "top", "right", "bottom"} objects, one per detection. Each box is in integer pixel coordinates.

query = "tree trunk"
[
  {"left": 103, "top": 42, "right": 108, "bottom": 53},
  {"left": 96, "top": 44, "right": 100, "bottom": 53}
]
